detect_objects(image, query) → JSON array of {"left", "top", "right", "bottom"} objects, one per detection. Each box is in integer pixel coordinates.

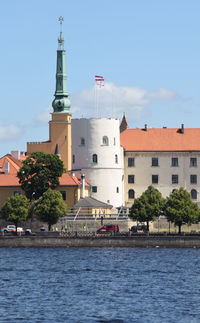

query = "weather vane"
[{"left": 58, "top": 16, "right": 64, "bottom": 49}]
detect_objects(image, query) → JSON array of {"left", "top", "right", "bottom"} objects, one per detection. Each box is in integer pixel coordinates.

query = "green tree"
[
  {"left": 0, "top": 194, "right": 30, "bottom": 233},
  {"left": 163, "top": 187, "right": 200, "bottom": 234},
  {"left": 129, "top": 185, "right": 164, "bottom": 231},
  {"left": 33, "top": 188, "right": 67, "bottom": 231},
  {"left": 17, "top": 152, "right": 64, "bottom": 200}
]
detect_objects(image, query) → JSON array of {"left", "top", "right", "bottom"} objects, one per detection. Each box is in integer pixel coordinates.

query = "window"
[
  {"left": 128, "top": 157, "right": 135, "bottom": 167},
  {"left": 152, "top": 175, "right": 158, "bottom": 184},
  {"left": 116, "top": 187, "right": 119, "bottom": 193},
  {"left": 191, "top": 189, "right": 197, "bottom": 200},
  {"left": 92, "top": 186, "right": 97, "bottom": 193},
  {"left": 92, "top": 154, "right": 98, "bottom": 163},
  {"left": 190, "top": 175, "right": 197, "bottom": 184},
  {"left": 102, "top": 136, "right": 109, "bottom": 145},
  {"left": 60, "top": 191, "right": 66, "bottom": 200},
  {"left": 152, "top": 157, "right": 159, "bottom": 166},
  {"left": 80, "top": 137, "right": 85, "bottom": 146},
  {"left": 72, "top": 154, "right": 75, "bottom": 164},
  {"left": 114, "top": 137, "right": 116, "bottom": 145},
  {"left": 190, "top": 158, "right": 197, "bottom": 167},
  {"left": 128, "top": 175, "right": 135, "bottom": 183},
  {"left": 128, "top": 189, "right": 135, "bottom": 199},
  {"left": 13, "top": 191, "right": 22, "bottom": 196},
  {"left": 115, "top": 154, "right": 118, "bottom": 164},
  {"left": 171, "top": 157, "right": 178, "bottom": 167},
  {"left": 172, "top": 175, "right": 178, "bottom": 184}
]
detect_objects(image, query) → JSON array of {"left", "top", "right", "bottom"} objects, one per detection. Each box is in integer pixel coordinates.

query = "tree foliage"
[
  {"left": 163, "top": 187, "right": 200, "bottom": 234},
  {"left": 33, "top": 188, "right": 67, "bottom": 231},
  {"left": 129, "top": 185, "right": 164, "bottom": 231},
  {"left": 0, "top": 194, "right": 30, "bottom": 231},
  {"left": 17, "top": 152, "right": 64, "bottom": 200}
]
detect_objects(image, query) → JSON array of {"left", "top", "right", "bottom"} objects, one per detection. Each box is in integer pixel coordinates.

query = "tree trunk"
[
  {"left": 178, "top": 223, "right": 182, "bottom": 235},
  {"left": 48, "top": 224, "right": 51, "bottom": 231},
  {"left": 146, "top": 221, "right": 149, "bottom": 232}
]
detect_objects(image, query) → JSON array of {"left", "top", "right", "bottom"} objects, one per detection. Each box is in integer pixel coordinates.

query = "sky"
[{"left": 0, "top": 0, "right": 200, "bottom": 156}]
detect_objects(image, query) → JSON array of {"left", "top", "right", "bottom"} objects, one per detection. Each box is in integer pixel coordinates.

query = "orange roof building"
[
  {"left": 0, "top": 153, "right": 90, "bottom": 209},
  {"left": 120, "top": 124, "right": 200, "bottom": 207}
]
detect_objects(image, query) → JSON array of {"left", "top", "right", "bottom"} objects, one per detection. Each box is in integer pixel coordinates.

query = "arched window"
[
  {"left": 102, "top": 136, "right": 109, "bottom": 145},
  {"left": 115, "top": 154, "right": 118, "bottom": 164},
  {"left": 191, "top": 189, "right": 197, "bottom": 200},
  {"left": 80, "top": 137, "right": 85, "bottom": 146},
  {"left": 72, "top": 154, "right": 75, "bottom": 164},
  {"left": 92, "top": 154, "right": 98, "bottom": 163},
  {"left": 128, "top": 189, "right": 135, "bottom": 199},
  {"left": 116, "top": 187, "right": 119, "bottom": 193}
]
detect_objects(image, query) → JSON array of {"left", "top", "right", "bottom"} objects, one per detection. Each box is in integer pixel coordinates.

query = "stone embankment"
[{"left": 1, "top": 234, "right": 200, "bottom": 248}]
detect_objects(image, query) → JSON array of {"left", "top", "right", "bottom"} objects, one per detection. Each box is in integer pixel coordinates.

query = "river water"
[{"left": 0, "top": 248, "right": 200, "bottom": 322}]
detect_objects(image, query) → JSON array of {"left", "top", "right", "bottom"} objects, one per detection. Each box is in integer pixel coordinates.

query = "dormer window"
[
  {"left": 80, "top": 137, "right": 85, "bottom": 146},
  {"left": 102, "top": 136, "right": 109, "bottom": 145}
]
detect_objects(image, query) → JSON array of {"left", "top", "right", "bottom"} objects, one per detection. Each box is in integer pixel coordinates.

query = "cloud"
[
  {"left": 71, "top": 82, "right": 178, "bottom": 122},
  {"left": 35, "top": 106, "right": 53, "bottom": 125},
  {"left": 0, "top": 122, "right": 22, "bottom": 141},
  {"left": 34, "top": 83, "right": 178, "bottom": 125}
]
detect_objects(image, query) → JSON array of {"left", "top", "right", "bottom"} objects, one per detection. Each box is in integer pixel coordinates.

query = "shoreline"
[{"left": 1, "top": 235, "right": 200, "bottom": 248}]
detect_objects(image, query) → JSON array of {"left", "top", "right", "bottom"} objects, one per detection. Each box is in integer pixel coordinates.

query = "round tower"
[{"left": 71, "top": 118, "right": 124, "bottom": 207}]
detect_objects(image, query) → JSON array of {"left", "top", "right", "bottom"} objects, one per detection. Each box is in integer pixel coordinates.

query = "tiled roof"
[
  {"left": 0, "top": 174, "right": 20, "bottom": 187},
  {"left": 74, "top": 197, "right": 113, "bottom": 208},
  {"left": 120, "top": 128, "right": 200, "bottom": 151}
]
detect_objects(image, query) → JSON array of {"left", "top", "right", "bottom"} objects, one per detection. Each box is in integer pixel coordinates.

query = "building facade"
[{"left": 120, "top": 125, "right": 200, "bottom": 208}]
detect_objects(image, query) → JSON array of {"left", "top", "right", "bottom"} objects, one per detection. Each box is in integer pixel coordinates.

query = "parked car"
[
  {"left": 97, "top": 224, "right": 119, "bottom": 233},
  {"left": 1, "top": 225, "right": 23, "bottom": 233},
  {"left": 130, "top": 224, "right": 147, "bottom": 233}
]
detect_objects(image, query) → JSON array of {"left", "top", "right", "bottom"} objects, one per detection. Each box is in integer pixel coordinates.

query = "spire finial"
[{"left": 58, "top": 16, "right": 64, "bottom": 49}]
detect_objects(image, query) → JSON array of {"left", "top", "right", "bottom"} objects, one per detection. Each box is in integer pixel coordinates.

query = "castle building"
[{"left": 120, "top": 122, "right": 200, "bottom": 208}]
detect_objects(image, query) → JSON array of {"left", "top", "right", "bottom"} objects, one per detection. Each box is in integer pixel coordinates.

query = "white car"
[{"left": 1, "top": 225, "right": 23, "bottom": 233}]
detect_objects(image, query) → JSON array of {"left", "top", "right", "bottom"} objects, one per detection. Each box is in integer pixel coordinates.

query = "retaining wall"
[{"left": 1, "top": 235, "right": 200, "bottom": 248}]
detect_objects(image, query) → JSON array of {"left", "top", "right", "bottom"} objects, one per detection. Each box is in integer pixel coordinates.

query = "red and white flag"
[{"left": 95, "top": 75, "right": 104, "bottom": 87}]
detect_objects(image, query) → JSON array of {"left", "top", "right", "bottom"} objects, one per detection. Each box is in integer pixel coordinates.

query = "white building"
[{"left": 71, "top": 118, "right": 124, "bottom": 207}]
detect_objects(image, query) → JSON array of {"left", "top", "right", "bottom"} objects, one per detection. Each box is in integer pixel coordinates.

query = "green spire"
[{"left": 52, "top": 16, "right": 71, "bottom": 113}]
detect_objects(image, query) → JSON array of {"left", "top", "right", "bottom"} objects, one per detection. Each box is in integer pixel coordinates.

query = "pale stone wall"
[{"left": 124, "top": 151, "right": 200, "bottom": 207}]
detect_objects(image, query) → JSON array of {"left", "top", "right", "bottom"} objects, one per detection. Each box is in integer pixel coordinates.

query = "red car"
[{"left": 97, "top": 225, "right": 119, "bottom": 233}]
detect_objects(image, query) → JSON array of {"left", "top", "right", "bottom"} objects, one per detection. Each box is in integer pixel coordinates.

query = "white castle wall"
[{"left": 71, "top": 118, "right": 124, "bottom": 207}]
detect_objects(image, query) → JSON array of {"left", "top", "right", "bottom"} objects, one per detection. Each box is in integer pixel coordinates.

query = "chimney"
[
  {"left": 81, "top": 174, "right": 85, "bottom": 199},
  {"left": 180, "top": 124, "right": 184, "bottom": 134},
  {"left": 144, "top": 124, "right": 148, "bottom": 131},
  {"left": 11, "top": 150, "right": 20, "bottom": 160}
]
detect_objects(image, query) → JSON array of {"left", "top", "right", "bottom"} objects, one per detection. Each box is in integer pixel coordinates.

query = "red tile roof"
[
  {"left": 120, "top": 128, "right": 200, "bottom": 151},
  {"left": 0, "top": 174, "right": 20, "bottom": 187}
]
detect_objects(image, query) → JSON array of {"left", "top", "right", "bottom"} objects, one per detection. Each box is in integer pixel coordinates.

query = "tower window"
[
  {"left": 128, "top": 189, "right": 135, "bottom": 199},
  {"left": 92, "top": 186, "right": 97, "bottom": 193},
  {"left": 114, "top": 137, "right": 116, "bottom": 145},
  {"left": 102, "top": 136, "right": 109, "bottom": 145},
  {"left": 116, "top": 187, "right": 119, "bottom": 193},
  {"left": 115, "top": 154, "right": 118, "bottom": 164},
  {"left": 191, "top": 189, "right": 197, "bottom": 200},
  {"left": 92, "top": 154, "right": 98, "bottom": 163},
  {"left": 72, "top": 155, "right": 75, "bottom": 164},
  {"left": 80, "top": 137, "right": 85, "bottom": 146}
]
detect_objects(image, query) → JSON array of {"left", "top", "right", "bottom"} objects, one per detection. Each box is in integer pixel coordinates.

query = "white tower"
[{"left": 71, "top": 118, "right": 124, "bottom": 207}]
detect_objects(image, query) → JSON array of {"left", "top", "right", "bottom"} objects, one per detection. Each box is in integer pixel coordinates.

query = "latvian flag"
[{"left": 95, "top": 75, "right": 104, "bottom": 87}]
